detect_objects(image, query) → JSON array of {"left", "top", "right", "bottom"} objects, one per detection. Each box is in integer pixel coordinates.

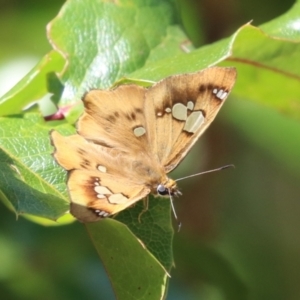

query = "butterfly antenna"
[
  {"left": 176, "top": 164, "right": 235, "bottom": 182},
  {"left": 168, "top": 190, "right": 182, "bottom": 232}
]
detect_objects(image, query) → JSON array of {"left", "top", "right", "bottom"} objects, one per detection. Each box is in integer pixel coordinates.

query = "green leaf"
[
  {"left": 129, "top": 28, "right": 237, "bottom": 80},
  {"left": 131, "top": 21, "right": 300, "bottom": 118},
  {"left": 0, "top": 51, "right": 65, "bottom": 116},
  {"left": 129, "top": 3, "right": 300, "bottom": 119},
  {"left": 115, "top": 196, "right": 174, "bottom": 272},
  {"left": 86, "top": 219, "right": 169, "bottom": 300},
  {"left": 224, "top": 22, "right": 300, "bottom": 118},
  {"left": 0, "top": 113, "right": 70, "bottom": 221},
  {"left": 260, "top": 0, "right": 300, "bottom": 40},
  {"left": 47, "top": 0, "right": 184, "bottom": 108}
]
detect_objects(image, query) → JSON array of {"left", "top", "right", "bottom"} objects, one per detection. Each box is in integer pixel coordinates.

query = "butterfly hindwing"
[
  {"left": 51, "top": 131, "right": 155, "bottom": 222},
  {"left": 68, "top": 169, "right": 150, "bottom": 222},
  {"left": 144, "top": 67, "right": 237, "bottom": 172}
]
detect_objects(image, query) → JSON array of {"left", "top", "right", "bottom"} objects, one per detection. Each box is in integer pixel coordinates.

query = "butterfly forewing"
[
  {"left": 51, "top": 67, "right": 236, "bottom": 222},
  {"left": 144, "top": 67, "right": 236, "bottom": 172},
  {"left": 77, "top": 85, "right": 149, "bottom": 154}
]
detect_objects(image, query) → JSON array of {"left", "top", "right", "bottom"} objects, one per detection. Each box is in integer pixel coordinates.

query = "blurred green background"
[{"left": 1, "top": 0, "right": 300, "bottom": 299}]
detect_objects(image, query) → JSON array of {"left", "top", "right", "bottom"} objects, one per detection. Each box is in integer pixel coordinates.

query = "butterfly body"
[{"left": 51, "top": 67, "right": 236, "bottom": 222}]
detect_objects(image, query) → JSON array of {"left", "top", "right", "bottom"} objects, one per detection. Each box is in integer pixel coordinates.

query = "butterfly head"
[{"left": 156, "top": 178, "right": 181, "bottom": 197}]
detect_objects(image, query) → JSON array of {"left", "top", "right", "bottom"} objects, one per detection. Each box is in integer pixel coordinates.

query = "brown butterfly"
[{"left": 50, "top": 67, "right": 237, "bottom": 222}]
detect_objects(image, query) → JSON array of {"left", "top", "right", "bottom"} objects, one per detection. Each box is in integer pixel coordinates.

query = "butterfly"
[{"left": 50, "top": 67, "right": 237, "bottom": 222}]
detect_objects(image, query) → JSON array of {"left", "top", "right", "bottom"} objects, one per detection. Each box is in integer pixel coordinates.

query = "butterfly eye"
[{"left": 157, "top": 184, "right": 169, "bottom": 195}]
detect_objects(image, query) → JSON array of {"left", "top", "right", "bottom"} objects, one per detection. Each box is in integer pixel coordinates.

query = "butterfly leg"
[{"left": 138, "top": 196, "right": 149, "bottom": 223}]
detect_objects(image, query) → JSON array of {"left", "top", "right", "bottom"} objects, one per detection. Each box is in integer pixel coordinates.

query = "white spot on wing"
[
  {"left": 97, "top": 194, "right": 106, "bottom": 199},
  {"left": 108, "top": 193, "right": 129, "bottom": 204},
  {"left": 94, "top": 209, "right": 110, "bottom": 217},
  {"left": 165, "top": 107, "right": 171, "bottom": 113},
  {"left": 218, "top": 90, "right": 228, "bottom": 100},
  {"left": 212, "top": 88, "right": 228, "bottom": 100},
  {"left": 94, "top": 186, "right": 112, "bottom": 195},
  {"left": 157, "top": 112, "right": 162, "bottom": 117},
  {"left": 172, "top": 103, "right": 187, "bottom": 121},
  {"left": 183, "top": 111, "right": 205, "bottom": 133},
  {"left": 187, "top": 101, "right": 194, "bottom": 110},
  {"left": 97, "top": 165, "right": 107, "bottom": 173},
  {"left": 133, "top": 126, "right": 146, "bottom": 137},
  {"left": 216, "top": 89, "right": 224, "bottom": 99}
]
